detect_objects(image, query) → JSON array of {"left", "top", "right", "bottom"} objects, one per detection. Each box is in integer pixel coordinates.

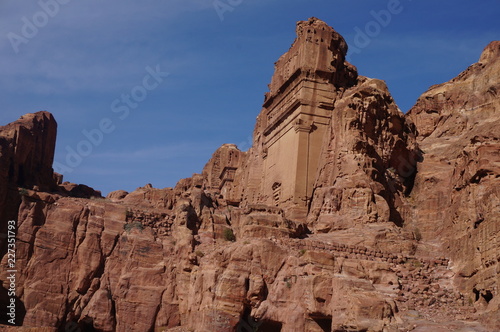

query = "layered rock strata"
[
  {"left": 407, "top": 40, "right": 500, "bottom": 327},
  {"left": 236, "top": 18, "right": 358, "bottom": 220},
  {"left": 0, "top": 19, "right": 498, "bottom": 332}
]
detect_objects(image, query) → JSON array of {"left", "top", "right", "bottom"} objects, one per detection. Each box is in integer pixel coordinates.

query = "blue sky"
[{"left": 1, "top": 0, "right": 499, "bottom": 195}]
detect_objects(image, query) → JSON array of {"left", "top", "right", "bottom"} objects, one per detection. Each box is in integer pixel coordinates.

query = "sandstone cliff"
[
  {"left": 0, "top": 19, "right": 498, "bottom": 332},
  {"left": 407, "top": 40, "right": 500, "bottom": 327},
  {"left": 0, "top": 112, "right": 58, "bottom": 228}
]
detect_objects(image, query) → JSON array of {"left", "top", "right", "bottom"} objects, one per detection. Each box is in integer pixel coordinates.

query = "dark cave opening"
[
  {"left": 313, "top": 317, "right": 332, "bottom": 332},
  {"left": 482, "top": 290, "right": 493, "bottom": 303},
  {"left": 258, "top": 320, "right": 283, "bottom": 332}
]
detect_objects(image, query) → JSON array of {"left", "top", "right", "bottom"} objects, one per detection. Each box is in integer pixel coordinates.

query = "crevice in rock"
[
  {"left": 150, "top": 289, "right": 165, "bottom": 332},
  {"left": 474, "top": 217, "right": 484, "bottom": 229},
  {"left": 78, "top": 316, "right": 97, "bottom": 332},
  {"left": 74, "top": 207, "right": 91, "bottom": 252},
  {"left": 108, "top": 288, "right": 117, "bottom": 332},
  {"left": 470, "top": 169, "right": 491, "bottom": 184},
  {"left": 473, "top": 288, "right": 480, "bottom": 302},
  {"left": 312, "top": 316, "right": 333, "bottom": 332},
  {"left": 237, "top": 306, "right": 262, "bottom": 332},
  {"left": 482, "top": 290, "right": 493, "bottom": 303},
  {"left": 258, "top": 319, "right": 283, "bottom": 332}
]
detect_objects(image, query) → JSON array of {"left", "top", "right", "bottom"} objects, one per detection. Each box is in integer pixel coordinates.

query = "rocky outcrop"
[
  {"left": 0, "top": 111, "right": 58, "bottom": 327},
  {"left": 0, "top": 111, "right": 58, "bottom": 221},
  {"left": 235, "top": 17, "right": 358, "bottom": 220},
  {"left": 202, "top": 143, "right": 245, "bottom": 206},
  {"left": 0, "top": 111, "right": 58, "bottom": 192},
  {"left": 0, "top": 20, "right": 498, "bottom": 332},
  {"left": 309, "top": 77, "right": 419, "bottom": 233},
  {"left": 59, "top": 182, "right": 102, "bottom": 199},
  {"left": 407, "top": 40, "right": 500, "bottom": 330},
  {"left": 106, "top": 189, "right": 129, "bottom": 201}
]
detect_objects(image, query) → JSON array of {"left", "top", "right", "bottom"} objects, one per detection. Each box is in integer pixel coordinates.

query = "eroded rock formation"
[
  {"left": 236, "top": 18, "right": 358, "bottom": 220},
  {"left": 0, "top": 18, "right": 498, "bottom": 332},
  {"left": 407, "top": 40, "right": 500, "bottom": 326},
  {"left": 309, "top": 77, "right": 419, "bottom": 233},
  {"left": 0, "top": 112, "right": 58, "bottom": 230}
]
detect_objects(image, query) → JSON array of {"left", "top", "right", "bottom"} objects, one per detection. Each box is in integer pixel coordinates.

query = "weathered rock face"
[
  {"left": 236, "top": 17, "right": 358, "bottom": 220},
  {"left": 202, "top": 144, "right": 246, "bottom": 205},
  {"left": 0, "top": 111, "right": 58, "bottom": 222},
  {"left": 0, "top": 19, "right": 499, "bottom": 332},
  {"left": 0, "top": 112, "right": 59, "bottom": 284},
  {"left": 309, "top": 77, "right": 419, "bottom": 233},
  {"left": 407, "top": 40, "right": 500, "bottom": 328},
  {"left": 0, "top": 111, "right": 57, "bottom": 192},
  {"left": 0, "top": 111, "right": 57, "bottom": 327}
]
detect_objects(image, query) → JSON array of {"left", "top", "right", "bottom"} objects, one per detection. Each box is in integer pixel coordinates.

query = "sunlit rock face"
[
  {"left": 236, "top": 17, "right": 359, "bottom": 221},
  {"left": 0, "top": 19, "right": 498, "bottom": 332},
  {"left": 407, "top": 40, "right": 500, "bottom": 327}
]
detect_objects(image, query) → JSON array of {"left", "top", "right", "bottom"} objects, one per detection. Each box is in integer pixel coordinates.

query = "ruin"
[
  {"left": 260, "top": 18, "right": 345, "bottom": 217},
  {"left": 240, "top": 18, "right": 357, "bottom": 219},
  {"left": 203, "top": 143, "right": 244, "bottom": 204}
]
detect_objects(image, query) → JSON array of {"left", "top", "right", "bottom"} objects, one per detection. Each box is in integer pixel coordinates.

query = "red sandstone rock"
[
  {"left": 309, "top": 76, "right": 419, "bottom": 233},
  {"left": 59, "top": 182, "right": 102, "bottom": 199},
  {"left": 0, "top": 112, "right": 58, "bottom": 229},
  {"left": 106, "top": 190, "right": 129, "bottom": 201},
  {"left": 0, "top": 111, "right": 58, "bottom": 192},
  {"left": 407, "top": 40, "right": 500, "bottom": 330},
  {"left": 234, "top": 17, "right": 358, "bottom": 220},
  {"left": 0, "top": 20, "right": 498, "bottom": 332}
]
